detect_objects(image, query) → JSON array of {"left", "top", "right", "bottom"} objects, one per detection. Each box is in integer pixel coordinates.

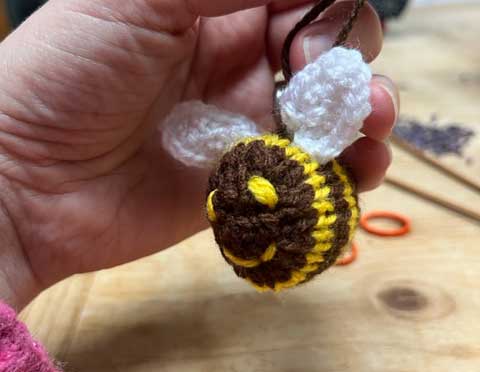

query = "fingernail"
[
  {"left": 375, "top": 75, "right": 399, "bottom": 124},
  {"left": 303, "top": 24, "right": 335, "bottom": 64}
]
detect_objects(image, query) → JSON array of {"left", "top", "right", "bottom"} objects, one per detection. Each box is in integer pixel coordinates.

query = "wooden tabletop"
[{"left": 20, "top": 4, "right": 480, "bottom": 372}]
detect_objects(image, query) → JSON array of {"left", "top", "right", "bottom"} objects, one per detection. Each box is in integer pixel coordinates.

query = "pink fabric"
[{"left": 0, "top": 302, "right": 60, "bottom": 372}]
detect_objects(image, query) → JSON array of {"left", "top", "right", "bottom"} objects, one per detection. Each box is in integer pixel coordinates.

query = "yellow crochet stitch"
[
  {"left": 222, "top": 243, "right": 277, "bottom": 268},
  {"left": 247, "top": 176, "right": 279, "bottom": 209}
]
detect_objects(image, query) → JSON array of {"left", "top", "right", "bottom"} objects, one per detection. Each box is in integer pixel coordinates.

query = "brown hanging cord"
[
  {"left": 281, "top": 0, "right": 366, "bottom": 81},
  {"left": 333, "top": 0, "right": 366, "bottom": 48},
  {"left": 274, "top": 0, "right": 366, "bottom": 138}
]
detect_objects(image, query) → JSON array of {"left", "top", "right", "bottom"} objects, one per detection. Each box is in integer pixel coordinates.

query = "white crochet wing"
[
  {"left": 161, "top": 101, "right": 259, "bottom": 168},
  {"left": 279, "top": 47, "right": 372, "bottom": 164}
]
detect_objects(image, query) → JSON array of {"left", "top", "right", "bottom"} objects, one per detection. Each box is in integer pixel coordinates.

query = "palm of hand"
[{"left": 2, "top": 5, "right": 277, "bottom": 286}]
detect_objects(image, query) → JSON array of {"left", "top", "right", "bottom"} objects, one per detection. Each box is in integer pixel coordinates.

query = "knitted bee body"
[{"left": 206, "top": 135, "right": 359, "bottom": 291}]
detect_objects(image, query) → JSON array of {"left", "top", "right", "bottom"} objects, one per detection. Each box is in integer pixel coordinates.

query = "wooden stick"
[
  {"left": 385, "top": 176, "right": 480, "bottom": 224},
  {"left": 391, "top": 135, "right": 480, "bottom": 193}
]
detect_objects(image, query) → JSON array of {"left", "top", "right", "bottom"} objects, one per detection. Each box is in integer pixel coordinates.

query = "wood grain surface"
[{"left": 20, "top": 4, "right": 480, "bottom": 372}]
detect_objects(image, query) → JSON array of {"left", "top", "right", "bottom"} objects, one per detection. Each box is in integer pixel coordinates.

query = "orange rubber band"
[
  {"left": 336, "top": 241, "right": 358, "bottom": 266},
  {"left": 360, "top": 211, "right": 411, "bottom": 237}
]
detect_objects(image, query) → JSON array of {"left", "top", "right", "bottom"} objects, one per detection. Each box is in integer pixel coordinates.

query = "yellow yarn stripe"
[
  {"left": 315, "top": 214, "right": 337, "bottom": 229},
  {"left": 305, "top": 174, "right": 326, "bottom": 188},
  {"left": 248, "top": 176, "right": 279, "bottom": 209},
  {"left": 312, "top": 229, "right": 334, "bottom": 242},
  {"left": 223, "top": 243, "right": 277, "bottom": 268},
  {"left": 306, "top": 252, "right": 325, "bottom": 264},
  {"left": 285, "top": 146, "right": 302, "bottom": 157},
  {"left": 241, "top": 134, "right": 290, "bottom": 148},
  {"left": 312, "top": 200, "right": 335, "bottom": 214},
  {"left": 206, "top": 190, "right": 217, "bottom": 222},
  {"left": 311, "top": 242, "right": 332, "bottom": 253},
  {"left": 261, "top": 134, "right": 290, "bottom": 148},
  {"left": 332, "top": 160, "right": 359, "bottom": 241},
  {"left": 314, "top": 187, "right": 331, "bottom": 200},
  {"left": 303, "top": 162, "right": 319, "bottom": 176},
  {"left": 290, "top": 152, "right": 310, "bottom": 163}
]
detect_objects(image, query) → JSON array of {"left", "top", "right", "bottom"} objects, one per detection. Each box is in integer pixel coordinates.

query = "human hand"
[{"left": 0, "top": 0, "right": 398, "bottom": 309}]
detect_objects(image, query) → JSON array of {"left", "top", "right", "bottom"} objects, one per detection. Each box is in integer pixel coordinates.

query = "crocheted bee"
[{"left": 162, "top": 47, "right": 372, "bottom": 292}]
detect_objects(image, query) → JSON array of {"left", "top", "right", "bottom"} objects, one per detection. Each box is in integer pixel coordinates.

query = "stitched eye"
[{"left": 247, "top": 176, "right": 278, "bottom": 209}]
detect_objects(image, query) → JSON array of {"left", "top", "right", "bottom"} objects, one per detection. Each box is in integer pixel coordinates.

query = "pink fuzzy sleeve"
[{"left": 0, "top": 302, "right": 61, "bottom": 372}]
